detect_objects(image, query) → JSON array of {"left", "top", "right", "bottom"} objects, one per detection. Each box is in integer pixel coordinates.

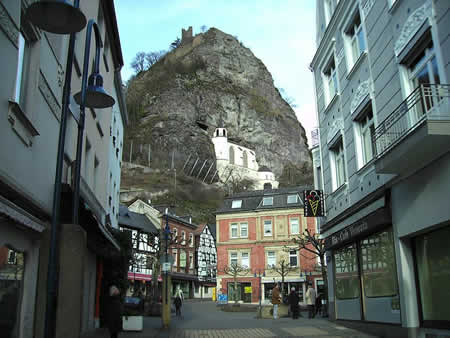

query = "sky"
[{"left": 115, "top": 0, "right": 318, "bottom": 145}]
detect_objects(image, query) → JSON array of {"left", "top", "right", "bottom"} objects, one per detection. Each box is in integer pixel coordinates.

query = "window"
[
  {"left": 190, "top": 252, "right": 194, "bottom": 269},
  {"left": 289, "top": 250, "right": 298, "bottom": 266},
  {"left": 330, "top": 138, "right": 346, "bottom": 190},
  {"left": 290, "top": 218, "right": 300, "bottom": 235},
  {"left": 181, "top": 231, "right": 186, "bottom": 245},
  {"left": 287, "top": 195, "right": 298, "bottom": 203},
  {"left": 230, "top": 252, "right": 238, "bottom": 266},
  {"left": 323, "top": 56, "right": 338, "bottom": 105},
  {"left": 241, "top": 252, "right": 249, "bottom": 268},
  {"left": 231, "top": 200, "right": 242, "bottom": 208},
  {"left": 229, "top": 146, "right": 235, "bottom": 164},
  {"left": 360, "top": 229, "right": 398, "bottom": 297},
  {"left": 94, "top": 157, "right": 99, "bottom": 193},
  {"left": 344, "top": 9, "right": 366, "bottom": 70},
  {"left": 172, "top": 249, "right": 178, "bottom": 266},
  {"left": 404, "top": 33, "right": 440, "bottom": 119},
  {"left": 356, "top": 105, "right": 375, "bottom": 166},
  {"left": 240, "top": 223, "right": 248, "bottom": 238},
  {"left": 262, "top": 197, "right": 273, "bottom": 206},
  {"left": 231, "top": 223, "right": 238, "bottom": 238},
  {"left": 180, "top": 250, "right": 186, "bottom": 268},
  {"left": 264, "top": 220, "right": 272, "bottom": 236},
  {"left": 189, "top": 233, "right": 194, "bottom": 247},
  {"left": 172, "top": 228, "right": 178, "bottom": 242},
  {"left": 7, "top": 250, "right": 17, "bottom": 265},
  {"left": 415, "top": 226, "right": 450, "bottom": 323},
  {"left": 334, "top": 244, "right": 360, "bottom": 299},
  {"left": 267, "top": 251, "right": 276, "bottom": 267},
  {"left": 14, "top": 33, "right": 30, "bottom": 105}
]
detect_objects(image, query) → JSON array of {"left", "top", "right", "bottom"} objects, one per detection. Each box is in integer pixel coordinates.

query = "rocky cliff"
[{"left": 125, "top": 27, "right": 312, "bottom": 186}]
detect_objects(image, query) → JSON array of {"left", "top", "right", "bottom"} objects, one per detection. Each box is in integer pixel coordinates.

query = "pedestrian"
[
  {"left": 305, "top": 283, "right": 316, "bottom": 319},
  {"left": 271, "top": 283, "right": 281, "bottom": 319},
  {"left": 288, "top": 287, "right": 300, "bottom": 319},
  {"left": 174, "top": 293, "right": 182, "bottom": 317},
  {"left": 105, "top": 285, "right": 122, "bottom": 338},
  {"left": 315, "top": 293, "right": 322, "bottom": 317}
]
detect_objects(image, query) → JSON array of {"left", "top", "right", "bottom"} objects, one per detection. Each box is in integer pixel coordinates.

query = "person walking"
[
  {"left": 315, "top": 293, "right": 322, "bottom": 317},
  {"left": 305, "top": 283, "right": 317, "bottom": 319},
  {"left": 105, "top": 285, "right": 122, "bottom": 338},
  {"left": 288, "top": 287, "right": 300, "bottom": 319},
  {"left": 271, "top": 284, "right": 282, "bottom": 319},
  {"left": 174, "top": 293, "right": 182, "bottom": 317}
]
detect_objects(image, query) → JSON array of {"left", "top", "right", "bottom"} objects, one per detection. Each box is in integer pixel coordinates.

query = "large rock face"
[{"left": 126, "top": 28, "right": 312, "bottom": 185}]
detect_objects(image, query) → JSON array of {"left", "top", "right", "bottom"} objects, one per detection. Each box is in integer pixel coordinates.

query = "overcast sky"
[{"left": 115, "top": 0, "right": 318, "bottom": 144}]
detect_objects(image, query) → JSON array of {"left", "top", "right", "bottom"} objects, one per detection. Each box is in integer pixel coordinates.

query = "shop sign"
[
  {"left": 218, "top": 294, "right": 228, "bottom": 304},
  {"left": 303, "top": 190, "right": 324, "bottom": 217},
  {"left": 324, "top": 207, "right": 391, "bottom": 250},
  {"left": 244, "top": 286, "right": 252, "bottom": 294}
]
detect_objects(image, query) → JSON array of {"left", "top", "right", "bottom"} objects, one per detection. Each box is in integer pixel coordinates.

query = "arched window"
[
  {"left": 222, "top": 129, "right": 226, "bottom": 137},
  {"left": 229, "top": 146, "right": 235, "bottom": 164},
  {"left": 243, "top": 151, "right": 248, "bottom": 168},
  {"left": 216, "top": 129, "right": 219, "bottom": 137}
]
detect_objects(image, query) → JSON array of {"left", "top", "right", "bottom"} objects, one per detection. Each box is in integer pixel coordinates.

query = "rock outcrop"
[{"left": 125, "top": 27, "right": 312, "bottom": 185}]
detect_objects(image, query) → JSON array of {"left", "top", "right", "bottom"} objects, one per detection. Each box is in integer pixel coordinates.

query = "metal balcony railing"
[{"left": 372, "top": 84, "right": 450, "bottom": 157}]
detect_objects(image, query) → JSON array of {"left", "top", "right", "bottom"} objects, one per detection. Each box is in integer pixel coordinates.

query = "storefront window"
[
  {"left": 360, "top": 229, "right": 398, "bottom": 297},
  {"left": 0, "top": 246, "right": 24, "bottom": 338},
  {"left": 334, "top": 244, "right": 360, "bottom": 299},
  {"left": 415, "top": 226, "right": 450, "bottom": 324},
  {"left": 228, "top": 282, "right": 251, "bottom": 303}
]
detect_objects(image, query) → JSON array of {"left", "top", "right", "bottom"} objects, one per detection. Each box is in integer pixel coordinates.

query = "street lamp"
[
  {"left": 25, "top": 2, "right": 113, "bottom": 337},
  {"left": 254, "top": 269, "right": 265, "bottom": 319},
  {"left": 26, "top": 0, "right": 86, "bottom": 34},
  {"left": 71, "top": 19, "right": 115, "bottom": 224},
  {"left": 162, "top": 214, "right": 171, "bottom": 328}
]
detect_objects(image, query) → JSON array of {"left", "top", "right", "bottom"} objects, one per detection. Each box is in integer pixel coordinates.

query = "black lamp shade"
[
  {"left": 74, "top": 73, "right": 115, "bottom": 109},
  {"left": 26, "top": 1, "right": 87, "bottom": 34}
]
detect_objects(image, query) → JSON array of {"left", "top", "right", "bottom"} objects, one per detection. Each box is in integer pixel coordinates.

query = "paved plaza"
[{"left": 82, "top": 301, "right": 378, "bottom": 337}]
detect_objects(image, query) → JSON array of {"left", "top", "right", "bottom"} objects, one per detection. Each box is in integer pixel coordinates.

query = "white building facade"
[
  {"left": 311, "top": 0, "right": 450, "bottom": 337},
  {"left": 211, "top": 126, "right": 279, "bottom": 190}
]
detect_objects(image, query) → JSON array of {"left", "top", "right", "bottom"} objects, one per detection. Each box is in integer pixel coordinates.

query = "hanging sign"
[{"left": 304, "top": 190, "right": 324, "bottom": 217}]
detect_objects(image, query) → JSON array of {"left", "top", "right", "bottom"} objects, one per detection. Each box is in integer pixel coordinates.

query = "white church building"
[{"left": 211, "top": 126, "right": 279, "bottom": 190}]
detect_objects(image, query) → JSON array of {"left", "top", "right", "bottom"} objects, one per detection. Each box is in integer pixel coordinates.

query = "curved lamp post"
[
  {"left": 26, "top": 0, "right": 86, "bottom": 34},
  {"left": 71, "top": 19, "right": 115, "bottom": 224}
]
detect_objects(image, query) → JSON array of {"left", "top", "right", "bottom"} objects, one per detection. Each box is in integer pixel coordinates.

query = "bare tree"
[
  {"left": 200, "top": 25, "right": 208, "bottom": 33},
  {"left": 278, "top": 87, "right": 297, "bottom": 108},
  {"left": 292, "top": 228, "right": 328, "bottom": 299},
  {"left": 131, "top": 51, "right": 147, "bottom": 73},
  {"left": 271, "top": 257, "right": 296, "bottom": 297},
  {"left": 222, "top": 263, "right": 249, "bottom": 304},
  {"left": 145, "top": 50, "right": 166, "bottom": 68}
]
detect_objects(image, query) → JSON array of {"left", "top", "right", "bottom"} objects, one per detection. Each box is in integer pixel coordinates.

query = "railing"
[{"left": 373, "top": 84, "right": 450, "bottom": 157}]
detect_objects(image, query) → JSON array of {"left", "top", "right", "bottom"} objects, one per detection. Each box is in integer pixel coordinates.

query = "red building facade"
[{"left": 216, "top": 187, "right": 322, "bottom": 304}]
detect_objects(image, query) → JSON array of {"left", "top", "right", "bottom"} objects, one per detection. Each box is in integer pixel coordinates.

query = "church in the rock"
[{"left": 211, "top": 125, "right": 279, "bottom": 190}]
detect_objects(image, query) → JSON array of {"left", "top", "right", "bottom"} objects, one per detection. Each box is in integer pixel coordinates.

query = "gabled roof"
[
  {"left": 215, "top": 186, "right": 312, "bottom": 214},
  {"left": 194, "top": 223, "right": 217, "bottom": 241},
  {"left": 119, "top": 204, "right": 158, "bottom": 234}
]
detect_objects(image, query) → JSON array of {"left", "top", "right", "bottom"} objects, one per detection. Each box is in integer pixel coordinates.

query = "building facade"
[
  {"left": 215, "top": 187, "right": 321, "bottom": 305},
  {"left": 311, "top": 0, "right": 449, "bottom": 336},
  {"left": 212, "top": 125, "right": 279, "bottom": 190},
  {"left": 163, "top": 214, "right": 198, "bottom": 298},
  {"left": 0, "top": 1, "right": 126, "bottom": 337},
  {"left": 194, "top": 223, "right": 217, "bottom": 299},
  {"left": 118, "top": 205, "right": 159, "bottom": 297}
]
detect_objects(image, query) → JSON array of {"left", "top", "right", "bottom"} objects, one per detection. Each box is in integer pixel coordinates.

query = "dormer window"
[
  {"left": 263, "top": 197, "right": 273, "bottom": 206},
  {"left": 287, "top": 195, "right": 298, "bottom": 203},
  {"left": 231, "top": 200, "right": 242, "bottom": 208}
]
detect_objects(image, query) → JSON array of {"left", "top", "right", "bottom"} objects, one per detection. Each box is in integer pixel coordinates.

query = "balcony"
[{"left": 373, "top": 84, "right": 450, "bottom": 175}]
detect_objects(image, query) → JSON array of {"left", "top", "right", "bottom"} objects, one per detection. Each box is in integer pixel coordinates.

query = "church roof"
[{"left": 258, "top": 165, "right": 272, "bottom": 172}]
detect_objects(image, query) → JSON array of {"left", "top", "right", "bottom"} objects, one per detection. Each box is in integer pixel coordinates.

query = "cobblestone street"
[{"left": 82, "top": 301, "right": 378, "bottom": 338}]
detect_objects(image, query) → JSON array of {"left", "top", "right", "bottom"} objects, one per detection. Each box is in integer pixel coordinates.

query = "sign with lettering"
[
  {"left": 304, "top": 190, "right": 324, "bottom": 217},
  {"left": 324, "top": 207, "right": 391, "bottom": 250},
  {"left": 218, "top": 294, "right": 228, "bottom": 304},
  {"left": 244, "top": 286, "right": 252, "bottom": 294}
]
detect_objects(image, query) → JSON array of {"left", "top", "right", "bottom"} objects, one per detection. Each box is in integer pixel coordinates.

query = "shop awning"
[
  {"left": 127, "top": 272, "right": 162, "bottom": 282},
  {"left": 0, "top": 195, "right": 46, "bottom": 233}
]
